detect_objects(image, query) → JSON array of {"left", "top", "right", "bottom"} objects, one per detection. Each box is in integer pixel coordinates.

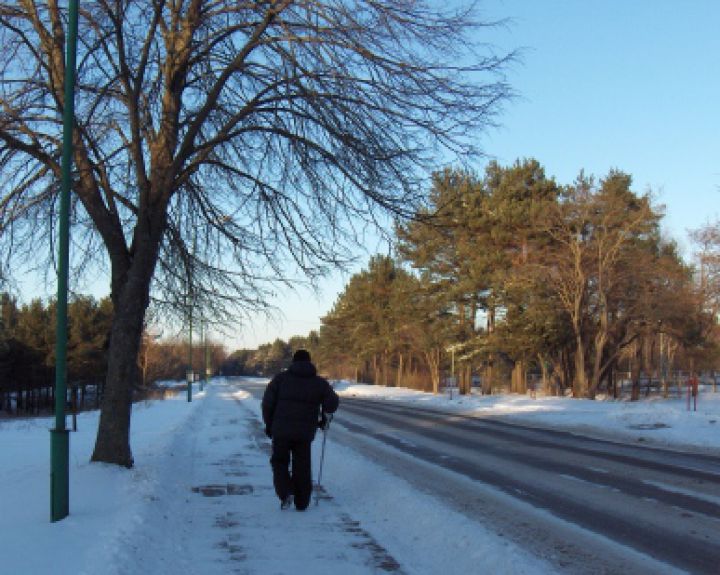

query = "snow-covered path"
[{"left": 111, "top": 379, "right": 406, "bottom": 575}]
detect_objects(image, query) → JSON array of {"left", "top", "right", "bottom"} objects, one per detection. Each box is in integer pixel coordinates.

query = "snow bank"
[{"left": 334, "top": 381, "right": 720, "bottom": 453}]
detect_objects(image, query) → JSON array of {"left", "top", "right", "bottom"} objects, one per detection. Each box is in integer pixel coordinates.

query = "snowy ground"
[
  {"left": 1, "top": 378, "right": 718, "bottom": 575},
  {"left": 335, "top": 381, "right": 720, "bottom": 454}
]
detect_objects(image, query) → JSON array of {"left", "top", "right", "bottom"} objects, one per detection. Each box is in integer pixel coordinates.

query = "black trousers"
[{"left": 270, "top": 438, "right": 312, "bottom": 510}]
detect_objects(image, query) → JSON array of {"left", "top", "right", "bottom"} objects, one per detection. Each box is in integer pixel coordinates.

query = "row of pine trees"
[
  {"left": 301, "top": 160, "right": 718, "bottom": 399},
  {"left": 0, "top": 296, "right": 113, "bottom": 413},
  {"left": 0, "top": 295, "right": 227, "bottom": 415}
]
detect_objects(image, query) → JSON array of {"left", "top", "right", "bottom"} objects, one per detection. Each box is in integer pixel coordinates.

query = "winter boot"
[{"left": 281, "top": 494, "right": 294, "bottom": 510}]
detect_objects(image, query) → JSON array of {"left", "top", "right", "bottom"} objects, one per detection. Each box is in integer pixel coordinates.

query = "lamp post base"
[{"left": 50, "top": 429, "right": 70, "bottom": 522}]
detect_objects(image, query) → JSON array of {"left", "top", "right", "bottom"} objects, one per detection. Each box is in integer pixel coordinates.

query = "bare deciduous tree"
[
  {"left": 0, "top": 1, "right": 512, "bottom": 466},
  {"left": 537, "top": 172, "right": 663, "bottom": 398},
  {"left": 691, "top": 221, "right": 720, "bottom": 320}
]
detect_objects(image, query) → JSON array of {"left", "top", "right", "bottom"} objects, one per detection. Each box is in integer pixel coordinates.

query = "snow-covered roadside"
[
  {"left": 1, "top": 389, "right": 207, "bottom": 574},
  {"left": 3, "top": 376, "right": 717, "bottom": 575},
  {"left": 334, "top": 382, "right": 720, "bottom": 454},
  {"left": 0, "top": 378, "right": 552, "bottom": 574}
]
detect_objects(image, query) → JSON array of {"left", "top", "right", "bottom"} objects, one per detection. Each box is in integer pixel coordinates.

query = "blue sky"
[
  {"left": 237, "top": 0, "right": 720, "bottom": 350},
  {"left": 13, "top": 2, "right": 720, "bottom": 351},
  {"left": 481, "top": 0, "right": 719, "bottom": 246}
]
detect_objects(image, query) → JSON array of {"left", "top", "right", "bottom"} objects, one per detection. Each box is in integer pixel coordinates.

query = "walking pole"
[{"left": 315, "top": 413, "right": 333, "bottom": 506}]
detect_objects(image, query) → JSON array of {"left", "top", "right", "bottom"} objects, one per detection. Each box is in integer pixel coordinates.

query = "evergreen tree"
[
  {"left": 534, "top": 171, "right": 672, "bottom": 397},
  {"left": 67, "top": 297, "right": 113, "bottom": 381},
  {"left": 397, "top": 168, "right": 489, "bottom": 392},
  {"left": 319, "top": 255, "right": 433, "bottom": 388}
]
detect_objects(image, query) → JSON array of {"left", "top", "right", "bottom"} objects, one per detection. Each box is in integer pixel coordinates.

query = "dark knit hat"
[{"left": 292, "top": 349, "right": 311, "bottom": 362}]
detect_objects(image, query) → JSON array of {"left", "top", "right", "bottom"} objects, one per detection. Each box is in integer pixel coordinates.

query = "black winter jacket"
[{"left": 262, "top": 361, "right": 339, "bottom": 442}]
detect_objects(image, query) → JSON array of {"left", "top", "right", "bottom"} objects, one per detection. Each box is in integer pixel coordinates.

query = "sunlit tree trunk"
[{"left": 91, "top": 209, "right": 166, "bottom": 466}]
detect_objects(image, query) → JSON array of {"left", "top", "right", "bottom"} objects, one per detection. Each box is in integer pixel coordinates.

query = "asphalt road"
[{"left": 244, "top": 380, "right": 720, "bottom": 574}]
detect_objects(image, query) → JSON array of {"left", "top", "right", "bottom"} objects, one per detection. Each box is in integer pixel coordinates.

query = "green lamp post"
[{"left": 51, "top": 0, "right": 80, "bottom": 523}]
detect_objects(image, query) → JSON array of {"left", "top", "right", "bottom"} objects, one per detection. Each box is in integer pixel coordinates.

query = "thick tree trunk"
[
  {"left": 90, "top": 273, "right": 150, "bottom": 467},
  {"left": 91, "top": 212, "right": 165, "bottom": 467},
  {"left": 589, "top": 304, "right": 609, "bottom": 398},
  {"left": 482, "top": 361, "right": 493, "bottom": 395},
  {"left": 511, "top": 360, "right": 527, "bottom": 394},
  {"left": 550, "top": 352, "right": 568, "bottom": 396},
  {"left": 573, "top": 334, "right": 589, "bottom": 398},
  {"left": 424, "top": 348, "right": 440, "bottom": 394}
]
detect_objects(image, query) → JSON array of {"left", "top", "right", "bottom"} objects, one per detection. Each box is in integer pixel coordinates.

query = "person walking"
[{"left": 262, "top": 349, "right": 339, "bottom": 511}]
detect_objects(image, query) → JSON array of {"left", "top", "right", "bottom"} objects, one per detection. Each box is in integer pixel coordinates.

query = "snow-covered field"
[
  {"left": 1, "top": 378, "right": 717, "bottom": 574},
  {"left": 335, "top": 381, "right": 720, "bottom": 453}
]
